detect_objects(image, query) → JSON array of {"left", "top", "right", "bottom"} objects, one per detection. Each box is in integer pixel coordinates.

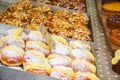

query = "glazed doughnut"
[{"left": 0, "top": 45, "right": 24, "bottom": 66}]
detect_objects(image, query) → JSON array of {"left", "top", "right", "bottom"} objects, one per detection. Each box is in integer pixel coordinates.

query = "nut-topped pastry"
[
  {"left": 107, "top": 14, "right": 120, "bottom": 29},
  {"left": 109, "top": 28, "right": 120, "bottom": 45}
]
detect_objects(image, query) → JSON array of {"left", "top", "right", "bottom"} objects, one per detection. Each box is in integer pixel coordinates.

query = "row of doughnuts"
[{"left": 0, "top": 28, "right": 99, "bottom": 80}]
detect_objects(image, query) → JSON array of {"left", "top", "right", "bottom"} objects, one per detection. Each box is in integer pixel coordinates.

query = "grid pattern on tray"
[{"left": 86, "top": 0, "right": 120, "bottom": 80}]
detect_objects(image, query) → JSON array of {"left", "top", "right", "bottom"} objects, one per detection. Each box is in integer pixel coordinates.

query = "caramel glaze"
[{"left": 107, "top": 14, "right": 120, "bottom": 29}]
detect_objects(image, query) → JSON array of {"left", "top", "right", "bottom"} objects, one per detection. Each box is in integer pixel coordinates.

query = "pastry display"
[
  {"left": 111, "top": 49, "right": 120, "bottom": 74},
  {"left": 102, "top": 2, "right": 120, "bottom": 12},
  {"left": 47, "top": 54, "right": 72, "bottom": 67},
  {"left": 69, "top": 40, "right": 91, "bottom": 51},
  {"left": 0, "top": 45, "right": 24, "bottom": 66},
  {"left": 70, "top": 49, "right": 94, "bottom": 63},
  {"left": 39, "top": 0, "right": 86, "bottom": 12},
  {"left": 109, "top": 28, "right": 120, "bottom": 46},
  {"left": 51, "top": 44, "right": 70, "bottom": 56},
  {"left": 0, "top": 0, "right": 91, "bottom": 41},
  {"left": 0, "top": 28, "right": 99, "bottom": 80},
  {"left": 71, "top": 59, "right": 96, "bottom": 73},
  {"left": 106, "top": 14, "right": 120, "bottom": 29},
  {"left": 0, "top": 36, "right": 25, "bottom": 49},
  {"left": 23, "top": 50, "right": 51, "bottom": 75},
  {"left": 26, "top": 31, "right": 46, "bottom": 43},
  {"left": 50, "top": 66, "right": 75, "bottom": 80},
  {"left": 73, "top": 72, "right": 100, "bottom": 80},
  {"left": 26, "top": 41, "right": 50, "bottom": 56}
]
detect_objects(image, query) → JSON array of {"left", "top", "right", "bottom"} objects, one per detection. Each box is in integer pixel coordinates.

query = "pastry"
[
  {"left": 50, "top": 66, "right": 75, "bottom": 80},
  {"left": 102, "top": 2, "right": 120, "bottom": 12},
  {"left": 71, "top": 59, "right": 96, "bottom": 74},
  {"left": 51, "top": 44, "right": 70, "bottom": 56},
  {"left": 70, "top": 49, "right": 94, "bottom": 63},
  {"left": 26, "top": 41, "right": 50, "bottom": 56},
  {"left": 0, "top": 36, "right": 25, "bottom": 49},
  {"left": 111, "top": 49, "right": 120, "bottom": 74},
  {"left": 47, "top": 54, "right": 72, "bottom": 67},
  {"left": 23, "top": 50, "right": 51, "bottom": 75},
  {"left": 0, "top": 45, "right": 24, "bottom": 66},
  {"left": 51, "top": 35, "right": 68, "bottom": 45},
  {"left": 73, "top": 72, "right": 100, "bottom": 80},
  {"left": 2, "top": 28, "right": 27, "bottom": 40},
  {"left": 109, "top": 28, "right": 120, "bottom": 45},
  {"left": 26, "top": 31, "right": 46, "bottom": 43},
  {"left": 107, "top": 14, "right": 120, "bottom": 29},
  {"left": 69, "top": 40, "right": 91, "bottom": 51}
]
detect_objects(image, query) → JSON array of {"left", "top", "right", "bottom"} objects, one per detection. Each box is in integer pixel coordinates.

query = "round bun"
[
  {"left": 70, "top": 49, "right": 94, "bottom": 63},
  {"left": 50, "top": 66, "right": 75, "bottom": 80},
  {"left": 0, "top": 35, "right": 25, "bottom": 49},
  {"left": 47, "top": 54, "right": 72, "bottom": 67},
  {"left": 72, "top": 59, "right": 96, "bottom": 74},
  {"left": 26, "top": 31, "right": 46, "bottom": 43},
  {"left": 51, "top": 44, "right": 70, "bottom": 56},
  {"left": 26, "top": 41, "right": 50, "bottom": 56},
  {"left": 73, "top": 72, "right": 100, "bottom": 80},
  {"left": 0, "top": 45, "right": 24, "bottom": 66}
]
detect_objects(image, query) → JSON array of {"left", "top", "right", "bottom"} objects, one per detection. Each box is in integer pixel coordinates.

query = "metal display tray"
[{"left": 0, "top": 1, "right": 96, "bottom": 80}]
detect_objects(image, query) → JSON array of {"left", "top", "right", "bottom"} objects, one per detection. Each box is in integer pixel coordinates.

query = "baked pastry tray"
[{"left": 0, "top": 1, "right": 98, "bottom": 80}]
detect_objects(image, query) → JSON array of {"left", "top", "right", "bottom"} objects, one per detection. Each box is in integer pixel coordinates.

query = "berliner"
[
  {"left": 26, "top": 31, "right": 46, "bottom": 43},
  {"left": 0, "top": 45, "right": 24, "bottom": 66},
  {"left": 51, "top": 44, "right": 70, "bottom": 56},
  {"left": 23, "top": 50, "right": 51, "bottom": 75},
  {"left": 47, "top": 54, "right": 72, "bottom": 67},
  {"left": 51, "top": 35, "right": 68, "bottom": 45},
  {"left": 70, "top": 49, "right": 94, "bottom": 63},
  {"left": 50, "top": 66, "right": 75, "bottom": 80},
  {"left": 69, "top": 40, "right": 91, "bottom": 51},
  {"left": 72, "top": 59, "right": 96, "bottom": 74},
  {"left": 26, "top": 41, "right": 50, "bottom": 56},
  {"left": 0, "top": 36, "right": 25, "bottom": 49},
  {"left": 2, "top": 28, "right": 26, "bottom": 40},
  {"left": 73, "top": 72, "right": 100, "bottom": 80}
]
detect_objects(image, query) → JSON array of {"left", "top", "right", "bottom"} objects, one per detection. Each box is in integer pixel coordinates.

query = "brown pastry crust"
[
  {"left": 107, "top": 14, "right": 120, "bottom": 29},
  {"left": 109, "top": 28, "right": 120, "bottom": 45}
]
